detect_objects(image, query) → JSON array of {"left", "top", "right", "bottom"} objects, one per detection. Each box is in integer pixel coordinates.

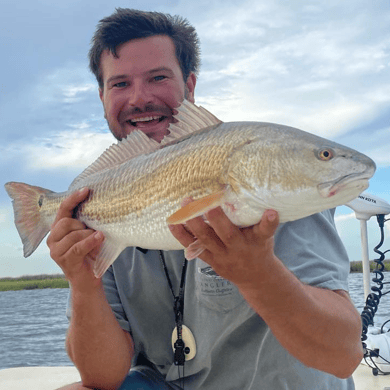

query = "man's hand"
[
  {"left": 168, "top": 198, "right": 279, "bottom": 288},
  {"left": 169, "top": 199, "right": 363, "bottom": 377},
  {"left": 46, "top": 187, "right": 104, "bottom": 288}
]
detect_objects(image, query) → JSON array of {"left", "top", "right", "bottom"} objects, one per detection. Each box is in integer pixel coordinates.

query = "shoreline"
[
  {"left": 0, "top": 260, "right": 389, "bottom": 291},
  {"left": 349, "top": 259, "right": 390, "bottom": 273},
  {"left": 0, "top": 274, "right": 69, "bottom": 291}
]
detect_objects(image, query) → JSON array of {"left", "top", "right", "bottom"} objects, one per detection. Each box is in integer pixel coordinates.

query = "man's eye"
[
  {"left": 113, "top": 81, "right": 127, "bottom": 88},
  {"left": 153, "top": 75, "right": 166, "bottom": 82}
]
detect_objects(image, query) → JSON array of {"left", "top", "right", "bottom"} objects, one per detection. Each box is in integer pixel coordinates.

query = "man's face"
[{"left": 99, "top": 35, "right": 196, "bottom": 142}]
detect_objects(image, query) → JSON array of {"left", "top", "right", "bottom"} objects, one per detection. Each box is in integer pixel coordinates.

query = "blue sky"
[{"left": 1, "top": 0, "right": 389, "bottom": 277}]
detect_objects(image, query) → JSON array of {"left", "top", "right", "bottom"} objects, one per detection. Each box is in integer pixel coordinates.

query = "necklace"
[{"left": 158, "top": 250, "right": 196, "bottom": 368}]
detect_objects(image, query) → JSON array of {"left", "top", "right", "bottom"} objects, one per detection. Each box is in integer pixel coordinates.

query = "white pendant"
[{"left": 171, "top": 325, "right": 196, "bottom": 361}]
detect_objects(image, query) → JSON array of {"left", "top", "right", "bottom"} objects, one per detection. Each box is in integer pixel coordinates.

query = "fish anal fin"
[
  {"left": 93, "top": 238, "right": 124, "bottom": 278},
  {"left": 167, "top": 190, "right": 225, "bottom": 225}
]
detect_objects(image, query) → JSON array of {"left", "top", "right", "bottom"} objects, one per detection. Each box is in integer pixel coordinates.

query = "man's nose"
[{"left": 127, "top": 82, "right": 152, "bottom": 108}]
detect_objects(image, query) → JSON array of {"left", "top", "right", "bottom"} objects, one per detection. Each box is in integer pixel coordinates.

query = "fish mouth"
[{"left": 318, "top": 173, "right": 372, "bottom": 198}]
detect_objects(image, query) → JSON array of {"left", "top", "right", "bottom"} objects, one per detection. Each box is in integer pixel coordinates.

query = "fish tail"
[{"left": 4, "top": 182, "right": 54, "bottom": 257}]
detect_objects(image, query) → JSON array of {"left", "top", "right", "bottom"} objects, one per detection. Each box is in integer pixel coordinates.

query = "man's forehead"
[
  {"left": 99, "top": 36, "right": 181, "bottom": 81},
  {"left": 101, "top": 35, "right": 176, "bottom": 63}
]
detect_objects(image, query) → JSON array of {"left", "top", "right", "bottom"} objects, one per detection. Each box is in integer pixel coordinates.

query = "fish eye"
[{"left": 318, "top": 148, "right": 334, "bottom": 161}]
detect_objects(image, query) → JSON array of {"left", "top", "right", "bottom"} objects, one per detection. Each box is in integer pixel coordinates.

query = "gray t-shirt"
[{"left": 67, "top": 209, "right": 355, "bottom": 389}]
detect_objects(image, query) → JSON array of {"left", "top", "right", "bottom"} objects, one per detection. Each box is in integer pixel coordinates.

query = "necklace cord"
[{"left": 159, "top": 250, "right": 188, "bottom": 371}]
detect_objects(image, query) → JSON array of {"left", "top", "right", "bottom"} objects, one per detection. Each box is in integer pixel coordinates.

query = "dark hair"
[{"left": 89, "top": 8, "right": 201, "bottom": 88}]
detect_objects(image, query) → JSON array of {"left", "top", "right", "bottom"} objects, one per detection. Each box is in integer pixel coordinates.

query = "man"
[{"left": 49, "top": 8, "right": 363, "bottom": 390}]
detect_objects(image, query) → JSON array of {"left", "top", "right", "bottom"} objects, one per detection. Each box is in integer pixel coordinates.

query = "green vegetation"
[
  {"left": 0, "top": 260, "right": 389, "bottom": 291},
  {"left": 0, "top": 274, "right": 69, "bottom": 291},
  {"left": 349, "top": 259, "right": 390, "bottom": 273}
]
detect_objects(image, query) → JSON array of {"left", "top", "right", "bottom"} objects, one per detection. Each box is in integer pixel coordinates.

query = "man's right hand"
[{"left": 46, "top": 187, "right": 104, "bottom": 289}]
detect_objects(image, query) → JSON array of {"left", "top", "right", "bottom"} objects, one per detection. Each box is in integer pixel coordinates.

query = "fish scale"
[{"left": 4, "top": 100, "right": 376, "bottom": 278}]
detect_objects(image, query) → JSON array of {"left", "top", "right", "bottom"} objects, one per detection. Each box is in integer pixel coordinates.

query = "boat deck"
[
  {"left": 0, "top": 364, "right": 389, "bottom": 389},
  {"left": 353, "top": 363, "right": 390, "bottom": 390}
]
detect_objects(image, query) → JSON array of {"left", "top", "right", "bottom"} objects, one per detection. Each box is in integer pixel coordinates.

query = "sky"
[{"left": 1, "top": 0, "right": 390, "bottom": 277}]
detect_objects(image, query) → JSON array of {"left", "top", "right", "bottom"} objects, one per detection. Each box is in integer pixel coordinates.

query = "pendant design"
[{"left": 171, "top": 325, "right": 196, "bottom": 361}]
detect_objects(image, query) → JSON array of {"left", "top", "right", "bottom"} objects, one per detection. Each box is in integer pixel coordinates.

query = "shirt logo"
[
  {"left": 198, "top": 266, "right": 224, "bottom": 280},
  {"left": 197, "top": 266, "right": 234, "bottom": 296}
]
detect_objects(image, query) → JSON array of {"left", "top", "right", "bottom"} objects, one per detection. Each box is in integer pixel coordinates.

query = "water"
[
  {"left": 0, "top": 274, "right": 389, "bottom": 370},
  {"left": 0, "top": 288, "right": 72, "bottom": 370},
  {"left": 347, "top": 272, "right": 389, "bottom": 327}
]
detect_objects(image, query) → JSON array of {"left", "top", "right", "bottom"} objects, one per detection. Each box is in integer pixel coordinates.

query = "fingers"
[
  {"left": 204, "top": 207, "right": 242, "bottom": 247},
  {"left": 170, "top": 196, "right": 281, "bottom": 287},
  {"left": 46, "top": 187, "right": 104, "bottom": 282},
  {"left": 169, "top": 195, "right": 280, "bottom": 265},
  {"left": 253, "top": 210, "right": 279, "bottom": 239},
  {"left": 168, "top": 224, "right": 195, "bottom": 248},
  {"left": 65, "top": 231, "right": 104, "bottom": 263},
  {"left": 169, "top": 197, "right": 200, "bottom": 247},
  {"left": 47, "top": 225, "right": 104, "bottom": 283},
  {"left": 169, "top": 197, "right": 222, "bottom": 257},
  {"left": 184, "top": 209, "right": 226, "bottom": 253},
  {"left": 52, "top": 187, "right": 90, "bottom": 227},
  {"left": 49, "top": 228, "right": 103, "bottom": 261},
  {"left": 48, "top": 217, "right": 86, "bottom": 244}
]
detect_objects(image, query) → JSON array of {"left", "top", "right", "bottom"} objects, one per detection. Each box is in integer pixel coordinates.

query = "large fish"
[{"left": 5, "top": 100, "right": 376, "bottom": 277}]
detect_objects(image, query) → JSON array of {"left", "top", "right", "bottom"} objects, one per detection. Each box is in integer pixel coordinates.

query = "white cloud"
[
  {"left": 0, "top": 131, "right": 114, "bottom": 171},
  {"left": 32, "top": 64, "right": 97, "bottom": 105},
  {"left": 62, "top": 84, "right": 96, "bottom": 102},
  {"left": 335, "top": 212, "right": 356, "bottom": 223},
  {"left": 193, "top": 0, "right": 390, "bottom": 152},
  {"left": 23, "top": 131, "right": 114, "bottom": 170},
  {"left": 367, "top": 127, "right": 390, "bottom": 166},
  {"left": 0, "top": 209, "right": 7, "bottom": 224}
]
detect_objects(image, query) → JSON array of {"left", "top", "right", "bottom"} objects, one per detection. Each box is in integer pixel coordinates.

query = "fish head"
[
  {"left": 314, "top": 143, "right": 376, "bottom": 201},
  {"left": 227, "top": 124, "right": 377, "bottom": 222},
  {"left": 274, "top": 135, "right": 377, "bottom": 213}
]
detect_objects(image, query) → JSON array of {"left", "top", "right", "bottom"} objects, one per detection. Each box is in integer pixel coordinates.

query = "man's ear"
[{"left": 185, "top": 73, "right": 196, "bottom": 103}]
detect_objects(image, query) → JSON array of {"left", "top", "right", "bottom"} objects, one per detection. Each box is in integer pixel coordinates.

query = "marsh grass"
[
  {"left": 0, "top": 274, "right": 69, "bottom": 291},
  {"left": 0, "top": 260, "right": 388, "bottom": 291},
  {"left": 349, "top": 259, "right": 390, "bottom": 273}
]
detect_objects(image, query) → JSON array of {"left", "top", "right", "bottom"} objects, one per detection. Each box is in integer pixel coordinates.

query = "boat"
[
  {"left": 1, "top": 193, "right": 389, "bottom": 390},
  {"left": 0, "top": 366, "right": 80, "bottom": 390},
  {"left": 0, "top": 364, "right": 386, "bottom": 390},
  {"left": 346, "top": 192, "right": 390, "bottom": 389}
]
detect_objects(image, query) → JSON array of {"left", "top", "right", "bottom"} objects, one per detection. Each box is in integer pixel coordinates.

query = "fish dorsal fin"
[
  {"left": 69, "top": 100, "right": 221, "bottom": 189},
  {"left": 161, "top": 100, "right": 222, "bottom": 145},
  {"left": 69, "top": 130, "right": 160, "bottom": 189}
]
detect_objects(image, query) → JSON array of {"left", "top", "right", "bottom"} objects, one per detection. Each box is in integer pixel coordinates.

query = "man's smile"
[
  {"left": 120, "top": 112, "right": 172, "bottom": 142},
  {"left": 127, "top": 115, "right": 168, "bottom": 128}
]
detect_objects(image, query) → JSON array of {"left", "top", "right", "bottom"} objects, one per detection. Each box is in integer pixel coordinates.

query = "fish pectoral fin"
[
  {"left": 93, "top": 238, "right": 124, "bottom": 278},
  {"left": 167, "top": 190, "right": 225, "bottom": 225}
]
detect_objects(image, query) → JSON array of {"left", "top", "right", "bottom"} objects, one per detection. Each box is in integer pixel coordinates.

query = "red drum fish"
[{"left": 5, "top": 100, "right": 376, "bottom": 277}]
